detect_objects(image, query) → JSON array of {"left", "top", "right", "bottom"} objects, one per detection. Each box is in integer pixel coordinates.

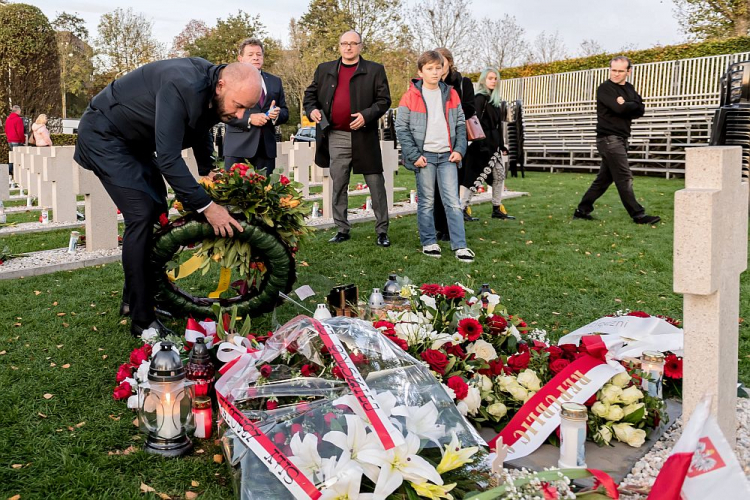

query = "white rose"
[
  {"left": 508, "top": 384, "right": 528, "bottom": 402},
  {"left": 456, "top": 401, "right": 468, "bottom": 416},
  {"left": 595, "top": 425, "right": 613, "bottom": 445},
  {"left": 516, "top": 369, "right": 542, "bottom": 391},
  {"left": 487, "top": 402, "right": 508, "bottom": 419},
  {"left": 599, "top": 384, "right": 623, "bottom": 404},
  {"left": 622, "top": 402, "right": 645, "bottom": 419},
  {"left": 127, "top": 394, "right": 140, "bottom": 410},
  {"left": 473, "top": 374, "right": 493, "bottom": 392},
  {"left": 497, "top": 375, "right": 516, "bottom": 390},
  {"left": 524, "top": 390, "right": 537, "bottom": 403},
  {"left": 420, "top": 294, "right": 437, "bottom": 310},
  {"left": 508, "top": 325, "right": 522, "bottom": 340},
  {"left": 466, "top": 339, "right": 498, "bottom": 362},
  {"left": 442, "top": 383, "right": 456, "bottom": 400},
  {"left": 620, "top": 386, "right": 644, "bottom": 405},
  {"left": 591, "top": 401, "right": 610, "bottom": 418},
  {"left": 136, "top": 360, "right": 151, "bottom": 382},
  {"left": 604, "top": 405, "right": 624, "bottom": 422},
  {"left": 451, "top": 333, "right": 464, "bottom": 343},
  {"left": 463, "top": 386, "right": 482, "bottom": 416},
  {"left": 141, "top": 328, "right": 159, "bottom": 342},
  {"left": 610, "top": 372, "right": 632, "bottom": 388},
  {"left": 486, "top": 294, "right": 501, "bottom": 314},
  {"left": 612, "top": 423, "right": 647, "bottom": 448}
]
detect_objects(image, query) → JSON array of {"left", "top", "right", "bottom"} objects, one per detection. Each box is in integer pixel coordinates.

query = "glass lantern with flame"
[{"left": 138, "top": 341, "right": 194, "bottom": 457}]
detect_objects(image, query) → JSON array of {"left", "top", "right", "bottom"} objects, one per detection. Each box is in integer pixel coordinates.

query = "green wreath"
[{"left": 150, "top": 217, "right": 296, "bottom": 318}]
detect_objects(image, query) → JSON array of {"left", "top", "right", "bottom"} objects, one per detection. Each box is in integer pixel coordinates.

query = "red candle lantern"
[
  {"left": 186, "top": 337, "right": 214, "bottom": 398},
  {"left": 192, "top": 397, "right": 212, "bottom": 439}
]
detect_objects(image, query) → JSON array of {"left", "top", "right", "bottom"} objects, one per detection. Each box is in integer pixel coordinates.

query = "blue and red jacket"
[{"left": 395, "top": 79, "right": 467, "bottom": 171}]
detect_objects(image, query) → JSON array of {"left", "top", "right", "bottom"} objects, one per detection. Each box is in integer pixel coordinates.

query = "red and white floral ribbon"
[
  {"left": 214, "top": 337, "right": 262, "bottom": 395},
  {"left": 489, "top": 335, "right": 626, "bottom": 460},
  {"left": 184, "top": 318, "right": 220, "bottom": 348}
]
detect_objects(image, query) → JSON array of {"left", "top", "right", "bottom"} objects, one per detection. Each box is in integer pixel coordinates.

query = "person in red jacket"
[{"left": 4, "top": 105, "right": 25, "bottom": 176}]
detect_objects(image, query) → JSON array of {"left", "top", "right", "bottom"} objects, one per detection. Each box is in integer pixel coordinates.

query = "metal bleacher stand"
[
  {"left": 497, "top": 52, "right": 750, "bottom": 177},
  {"left": 710, "top": 60, "right": 750, "bottom": 182}
]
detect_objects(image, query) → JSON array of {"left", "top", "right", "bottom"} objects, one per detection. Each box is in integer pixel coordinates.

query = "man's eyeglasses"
[{"left": 339, "top": 42, "right": 361, "bottom": 48}]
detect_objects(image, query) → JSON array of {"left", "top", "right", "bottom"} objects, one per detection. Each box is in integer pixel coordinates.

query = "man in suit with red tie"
[{"left": 224, "top": 38, "right": 289, "bottom": 175}]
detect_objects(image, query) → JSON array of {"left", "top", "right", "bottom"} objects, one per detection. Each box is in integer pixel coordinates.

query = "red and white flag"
[{"left": 648, "top": 396, "right": 750, "bottom": 500}]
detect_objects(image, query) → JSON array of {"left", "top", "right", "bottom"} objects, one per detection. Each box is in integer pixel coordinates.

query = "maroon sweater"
[{"left": 331, "top": 62, "right": 358, "bottom": 131}]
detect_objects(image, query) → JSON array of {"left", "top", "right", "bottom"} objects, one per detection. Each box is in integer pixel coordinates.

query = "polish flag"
[{"left": 648, "top": 396, "right": 750, "bottom": 500}]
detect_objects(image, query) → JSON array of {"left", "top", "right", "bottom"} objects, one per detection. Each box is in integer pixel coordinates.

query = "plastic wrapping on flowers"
[{"left": 216, "top": 315, "right": 489, "bottom": 500}]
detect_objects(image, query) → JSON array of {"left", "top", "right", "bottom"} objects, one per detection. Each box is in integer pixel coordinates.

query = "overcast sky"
[{"left": 27, "top": 0, "right": 685, "bottom": 56}]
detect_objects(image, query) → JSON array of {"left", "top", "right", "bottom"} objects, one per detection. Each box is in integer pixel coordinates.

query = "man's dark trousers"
[
  {"left": 224, "top": 138, "right": 274, "bottom": 175},
  {"left": 577, "top": 135, "right": 644, "bottom": 219},
  {"left": 7, "top": 143, "right": 22, "bottom": 176}
]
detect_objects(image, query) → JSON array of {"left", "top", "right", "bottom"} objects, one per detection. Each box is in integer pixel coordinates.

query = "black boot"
[
  {"left": 492, "top": 205, "right": 516, "bottom": 220},
  {"left": 463, "top": 206, "right": 479, "bottom": 222}
]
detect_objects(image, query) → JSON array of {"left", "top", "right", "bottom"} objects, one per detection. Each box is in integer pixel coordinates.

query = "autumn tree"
[
  {"left": 169, "top": 19, "right": 209, "bottom": 58},
  {"left": 673, "top": 0, "right": 750, "bottom": 39},
  {"left": 52, "top": 12, "right": 95, "bottom": 117},
  {"left": 579, "top": 39, "right": 605, "bottom": 58},
  {"left": 95, "top": 8, "right": 164, "bottom": 78},
  {"left": 477, "top": 15, "right": 529, "bottom": 71},
  {"left": 0, "top": 4, "right": 61, "bottom": 120},
  {"left": 407, "top": 0, "right": 477, "bottom": 70},
  {"left": 529, "top": 30, "right": 568, "bottom": 64}
]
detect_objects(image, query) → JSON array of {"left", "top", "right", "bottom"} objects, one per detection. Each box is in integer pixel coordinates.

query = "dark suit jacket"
[
  {"left": 75, "top": 57, "right": 222, "bottom": 210},
  {"left": 224, "top": 71, "right": 288, "bottom": 159},
  {"left": 303, "top": 57, "right": 391, "bottom": 175}
]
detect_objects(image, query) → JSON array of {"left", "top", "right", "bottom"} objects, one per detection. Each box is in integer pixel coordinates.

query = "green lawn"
[{"left": 0, "top": 170, "right": 748, "bottom": 499}]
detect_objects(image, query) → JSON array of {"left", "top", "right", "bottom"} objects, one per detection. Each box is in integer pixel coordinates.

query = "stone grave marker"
[
  {"left": 380, "top": 141, "right": 399, "bottom": 210},
  {"left": 181, "top": 149, "right": 200, "bottom": 180},
  {"left": 674, "top": 146, "right": 749, "bottom": 445},
  {"left": 73, "top": 161, "right": 119, "bottom": 251},
  {"left": 277, "top": 141, "right": 294, "bottom": 178},
  {"left": 0, "top": 164, "right": 8, "bottom": 201},
  {"left": 290, "top": 142, "right": 315, "bottom": 197},
  {"left": 42, "top": 146, "right": 77, "bottom": 222}
]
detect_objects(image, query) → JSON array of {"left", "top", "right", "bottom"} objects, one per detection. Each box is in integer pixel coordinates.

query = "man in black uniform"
[
  {"left": 573, "top": 56, "right": 660, "bottom": 225},
  {"left": 74, "top": 59, "right": 261, "bottom": 337}
]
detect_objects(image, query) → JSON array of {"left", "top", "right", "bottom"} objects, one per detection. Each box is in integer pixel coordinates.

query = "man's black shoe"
[
  {"left": 436, "top": 231, "right": 451, "bottom": 242},
  {"left": 376, "top": 233, "right": 391, "bottom": 247},
  {"left": 492, "top": 205, "right": 515, "bottom": 220},
  {"left": 121, "top": 302, "right": 173, "bottom": 319},
  {"left": 572, "top": 209, "right": 594, "bottom": 220},
  {"left": 131, "top": 319, "right": 174, "bottom": 338},
  {"left": 328, "top": 232, "right": 351, "bottom": 243},
  {"left": 633, "top": 214, "right": 661, "bottom": 225},
  {"left": 120, "top": 301, "right": 130, "bottom": 317},
  {"left": 463, "top": 207, "right": 479, "bottom": 222}
]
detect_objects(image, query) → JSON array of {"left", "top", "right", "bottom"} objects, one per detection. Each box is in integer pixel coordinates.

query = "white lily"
[
  {"left": 333, "top": 390, "right": 397, "bottom": 425},
  {"left": 323, "top": 414, "right": 382, "bottom": 481},
  {"left": 358, "top": 432, "right": 443, "bottom": 498},
  {"left": 319, "top": 451, "right": 374, "bottom": 500},
  {"left": 288, "top": 432, "right": 324, "bottom": 482},
  {"left": 391, "top": 401, "right": 446, "bottom": 443}
]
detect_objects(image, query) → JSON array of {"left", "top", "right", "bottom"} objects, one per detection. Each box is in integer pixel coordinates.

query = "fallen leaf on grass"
[
  {"left": 133, "top": 418, "right": 139, "bottom": 427},
  {"left": 108, "top": 414, "right": 121, "bottom": 421},
  {"left": 38, "top": 412, "right": 47, "bottom": 418},
  {"left": 92, "top": 326, "right": 98, "bottom": 332},
  {"left": 13, "top": 323, "right": 21, "bottom": 327},
  {"left": 43, "top": 393, "right": 53, "bottom": 400},
  {"left": 34, "top": 291, "right": 41, "bottom": 295},
  {"left": 56, "top": 313, "right": 66, "bottom": 317},
  {"left": 157, "top": 494, "right": 170, "bottom": 500},
  {"left": 62, "top": 364, "right": 70, "bottom": 369},
  {"left": 108, "top": 445, "right": 137, "bottom": 456},
  {"left": 614, "top": 298, "right": 622, "bottom": 303},
  {"left": 52, "top": 301, "right": 58, "bottom": 306},
  {"left": 75, "top": 422, "right": 85, "bottom": 428},
  {"left": 299, "top": 261, "right": 309, "bottom": 267},
  {"left": 50, "top": 363, "right": 56, "bottom": 367},
  {"left": 140, "top": 483, "right": 155, "bottom": 494},
  {"left": 11, "top": 464, "right": 23, "bottom": 469},
  {"left": 119, "top": 319, "right": 127, "bottom": 325},
  {"left": 56, "top": 345, "right": 63, "bottom": 348},
  {"left": 0, "top": 350, "right": 6, "bottom": 355},
  {"left": 186, "top": 492, "right": 199, "bottom": 499},
  {"left": 102, "top": 355, "right": 108, "bottom": 360},
  {"left": 8, "top": 495, "right": 20, "bottom": 500},
  {"left": 191, "top": 481, "right": 200, "bottom": 487},
  {"left": 62, "top": 323, "right": 69, "bottom": 328},
  {"left": 213, "top": 454, "right": 223, "bottom": 464}
]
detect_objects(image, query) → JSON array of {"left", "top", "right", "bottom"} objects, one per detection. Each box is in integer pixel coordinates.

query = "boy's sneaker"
[
  {"left": 422, "top": 244, "right": 442, "bottom": 258},
  {"left": 455, "top": 248, "right": 475, "bottom": 263},
  {"left": 633, "top": 214, "right": 661, "bottom": 225}
]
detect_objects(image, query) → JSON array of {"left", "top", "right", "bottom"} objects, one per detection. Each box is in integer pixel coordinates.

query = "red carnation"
[
  {"left": 129, "top": 347, "right": 149, "bottom": 366},
  {"left": 301, "top": 364, "right": 319, "bottom": 377},
  {"left": 420, "top": 284, "right": 443, "bottom": 296},
  {"left": 549, "top": 358, "right": 571, "bottom": 374},
  {"left": 291, "top": 423, "right": 303, "bottom": 435},
  {"left": 332, "top": 366, "right": 345, "bottom": 379},
  {"left": 273, "top": 432, "right": 286, "bottom": 445},
  {"left": 349, "top": 352, "right": 367, "bottom": 365},
  {"left": 389, "top": 335, "right": 409, "bottom": 351},
  {"left": 457, "top": 317, "right": 483, "bottom": 341},
  {"left": 260, "top": 365, "right": 272, "bottom": 378},
  {"left": 664, "top": 354, "right": 683, "bottom": 379},
  {"left": 444, "top": 343, "right": 467, "bottom": 359},
  {"left": 486, "top": 315, "right": 508, "bottom": 335},
  {"left": 373, "top": 320, "right": 397, "bottom": 336},
  {"left": 446, "top": 376, "right": 469, "bottom": 400},
  {"left": 627, "top": 311, "right": 651, "bottom": 318},
  {"left": 442, "top": 285, "right": 465, "bottom": 300},
  {"left": 541, "top": 483, "right": 559, "bottom": 500},
  {"left": 545, "top": 345, "right": 563, "bottom": 361},
  {"left": 113, "top": 381, "right": 132, "bottom": 400},
  {"left": 507, "top": 351, "right": 531, "bottom": 372},
  {"left": 266, "top": 400, "right": 279, "bottom": 410},
  {"left": 421, "top": 349, "right": 449, "bottom": 374},
  {"left": 158, "top": 213, "right": 169, "bottom": 227},
  {"left": 280, "top": 175, "right": 291, "bottom": 185},
  {"left": 115, "top": 363, "right": 133, "bottom": 383}
]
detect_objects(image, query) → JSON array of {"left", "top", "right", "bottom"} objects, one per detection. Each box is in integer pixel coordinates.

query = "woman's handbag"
[
  {"left": 28, "top": 133, "right": 36, "bottom": 146},
  {"left": 465, "top": 115, "right": 486, "bottom": 141}
]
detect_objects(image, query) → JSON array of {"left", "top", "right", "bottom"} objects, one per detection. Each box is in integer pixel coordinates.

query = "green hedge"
[
  {"left": 0, "top": 134, "right": 77, "bottom": 163},
  {"left": 466, "top": 36, "right": 750, "bottom": 81}
]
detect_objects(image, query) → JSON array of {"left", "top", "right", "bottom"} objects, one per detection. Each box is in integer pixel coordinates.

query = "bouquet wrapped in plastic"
[{"left": 216, "top": 315, "right": 488, "bottom": 500}]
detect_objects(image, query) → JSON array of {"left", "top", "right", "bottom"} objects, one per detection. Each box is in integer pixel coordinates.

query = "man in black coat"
[
  {"left": 303, "top": 30, "right": 392, "bottom": 246},
  {"left": 224, "top": 38, "right": 289, "bottom": 175},
  {"left": 74, "top": 59, "right": 261, "bottom": 337}
]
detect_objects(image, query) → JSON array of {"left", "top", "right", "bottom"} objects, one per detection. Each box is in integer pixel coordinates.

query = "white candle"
[
  {"left": 157, "top": 391, "right": 181, "bottom": 439},
  {"left": 558, "top": 402, "right": 588, "bottom": 469},
  {"left": 640, "top": 351, "right": 665, "bottom": 398}
]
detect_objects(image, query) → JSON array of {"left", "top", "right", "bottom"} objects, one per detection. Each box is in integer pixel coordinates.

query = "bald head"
[{"left": 214, "top": 62, "right": 262, "bottom": 123}]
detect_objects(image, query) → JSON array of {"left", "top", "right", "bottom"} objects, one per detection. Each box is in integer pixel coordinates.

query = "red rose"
[
  {"left": 657, "top": 315, "right": 681, "bottom": 327},
  {"left": 444, "top": 343, "right": 467, "bottom": 359},
  {"left": 115, "top": 363, "right": 133, "bottom": 383},
  {"left": 584, "top": 394, "right": 597, "bottom": 407},
  {"left": 273, "top": 432, "right": 286, "bottom": 445},
  {"left": 507, "top": 351, "right": 531, "bottom": 372},
  {"left": 486, "top": 315, "right": 508, "bottom": 335},
  {"left": 560, "top": 344, "right": 578, "bottom": 360},
  {"left": 420, "top": 349, "right": 449, "bottom": 374},
  {"left": 158, "top": 213, "right": 169, "bottom": 227},
  {"left": 291, "top": 423, "right": 303, "bottom": 435},
  {"left": 488, "top": 359, "right": 505, "bottom": 376},
  {"left": 664, "top": 354, "right": 683, "bottom": 379},
  {"left": 549, "top": 358, "right": 571, "bottom": 374},
  {"left": 129, "top": 347, "right": 148, "bottom": 366},
  {"left": 266, "top": 400, "right": 278, "bottom": 410},
  {"left": 113, "top": 381, "right": 132, "bottom": 400},
  {"left": 627, "top": 311, "right": 650, "bottom": 318},
  {"left": 545, "top": 345, "right": 563, "bottom": 361},
  {"left": 297, "top": 403, "right": 311, "bottom": 413},
  {"left": 442, "top": 285, "right": 465, "bottom": 300},
  {"left": 517, "top": 343, "right": 530, "bottom": 354},
  {"left": 280, "top": 175, "right": 291, "bottom": 185},
  {"left": 323, "top": 412, "right": 336, "bottom": 425},
  {"left": 446, "top": 376, "right": 469, "bottom": 400},
  {"left": 419, "top": 284, "right": 443, "bottom": 296},
  {"left": 286, "top": 341, "right": 298, "bottom": 354},
  {"left": 260, "top": 365, "right": 272, "bottom": 378},
  {"left": 373, "top": 320, "right": 397, "bottom": 336},
  {"left": 301, "top": 364, "right": 319, "bottom": 377},
  {"left": 332, "top": 366, "right": 345, "bottom": 379},
  {"left": 385, "top": 334, "right": 408, "bottom": 351},
  {"left": 531, "top": 340, "right": 546, "bottom": 352},
  {"left": 457, "top": 318, "right": 483, "bottom": 341},
  {"left": 348, "top": 352, "right": 367, "bottom": 365},
  {"left": 142, "top": 344, "right": 153, "bottom": 358}
]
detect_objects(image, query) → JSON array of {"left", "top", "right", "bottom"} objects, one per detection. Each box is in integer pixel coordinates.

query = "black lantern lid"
[
  {"left": 148, "top": 341, "right": 186, "bottom": 382},
  {"left": 189, "top": 337, "right": 211, "bottom": 364},
  {"left": 382, "top": 273, "right": 400, "bottom": 301}
]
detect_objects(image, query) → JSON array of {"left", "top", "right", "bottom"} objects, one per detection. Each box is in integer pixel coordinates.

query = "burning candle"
[
  {"left": 640, "top": 351, "right": 665, "bottom": 398},
  {"left": 192, "top": 397, "right": 212, "bottom": 439}
]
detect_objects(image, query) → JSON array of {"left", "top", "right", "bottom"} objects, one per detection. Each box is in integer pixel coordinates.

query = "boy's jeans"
[{"left": 415, "top": 152, "right": 467, "bottom": 250}]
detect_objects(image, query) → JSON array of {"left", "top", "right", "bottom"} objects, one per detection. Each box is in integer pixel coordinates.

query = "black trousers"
[
  {"left": 577, "top": 135, "right": 645, "bottom": 219},
  {"left": 101, "top": 181, "right": 166, "bottom": 326},
  {"left": 224, "top": 137, "right": 275, "bottom": 175}
]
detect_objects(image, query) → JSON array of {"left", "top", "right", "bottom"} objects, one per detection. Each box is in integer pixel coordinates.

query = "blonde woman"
[{"left": 32, "top": 114, "right": 52, "bottom": 147}]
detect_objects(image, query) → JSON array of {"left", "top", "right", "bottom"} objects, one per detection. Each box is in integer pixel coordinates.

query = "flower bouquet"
[{"left": 216, "top": 316, "right": 490, "bottom": 500}]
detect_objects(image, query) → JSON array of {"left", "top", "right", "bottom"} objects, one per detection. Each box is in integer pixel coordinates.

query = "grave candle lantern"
[
  {"left": 368, "top": 287, "right": 386, "bottom": 320},
  {"left": 192, "top": 397, "right": 212, "bottom": 439},
  {"left": 640, "top": 351, "right": 665, "bottom": 398},
  {"left": 313, "top": 303, "right": 332, "bottom": 320},
  {"left": 186, "top": 337, "right": 214, "bottom": 398},
  {"left": 138, "top": 341, "right": 194, "bottom": 457},
  {"left": 558, "top": 402, "right": 588, "bottom": 469}
]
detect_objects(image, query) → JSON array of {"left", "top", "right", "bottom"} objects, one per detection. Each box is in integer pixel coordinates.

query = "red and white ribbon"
[
  {"left": 214, "top": 337, "right": 262, "bottom": 396},
  {"left": 185, "top": 318, "right": 220, "bottom": 348},
  {"left": 489, "top": 335, "right": 626, "bottom": 460}
]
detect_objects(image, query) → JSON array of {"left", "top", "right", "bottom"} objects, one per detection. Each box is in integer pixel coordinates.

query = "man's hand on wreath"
[{"left": 204, "top": 203, "right": 244, "bottom": 237}]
